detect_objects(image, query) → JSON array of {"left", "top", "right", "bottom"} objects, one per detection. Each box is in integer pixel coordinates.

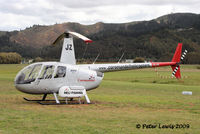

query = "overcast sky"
[{"left": 0, "top": 0, "right": 199, "bottom": 31}]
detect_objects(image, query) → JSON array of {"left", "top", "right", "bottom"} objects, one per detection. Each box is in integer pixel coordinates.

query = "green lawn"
[{"left": 0, "top": 64, "right": 199, "bottom": 134}]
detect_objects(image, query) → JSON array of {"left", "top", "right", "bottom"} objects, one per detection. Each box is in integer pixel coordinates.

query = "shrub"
[
  {"left": 134, "top": 57, "right": 145, "bottom": 63},
  {"left": 34, "top": 57, "right": 43, "bottom": 62},
  {"left": 0, "top": 52, "right": 22, "bottom": 64}
]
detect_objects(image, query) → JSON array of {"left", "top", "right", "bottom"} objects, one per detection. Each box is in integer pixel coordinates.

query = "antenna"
[
  {"left": 82, "top": 45, "right": 88, "bottom": 60},
  {"left": 118, "top": 52, "right": 125, "bottom": 63},
  {"left": 93, "top": 53, "right": 100, "bottom": 64}
]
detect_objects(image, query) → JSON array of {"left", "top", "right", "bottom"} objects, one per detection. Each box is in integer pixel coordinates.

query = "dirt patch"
[{"left": 168, "top": 109, "right": 182, "bottom": 112}]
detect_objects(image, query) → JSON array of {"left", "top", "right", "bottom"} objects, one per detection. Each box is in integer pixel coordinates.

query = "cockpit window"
[
  {"left": 38, "top": 65, "right": 55, "bottom": 79},
  {"left": 54, "top": 66, "right": 66, "bottom": 78},
  {"left": 16, "top": 64, "right": 42, "bottom": 84}
]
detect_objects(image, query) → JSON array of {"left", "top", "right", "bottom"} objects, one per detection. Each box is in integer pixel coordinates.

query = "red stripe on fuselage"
[{"left": 79, "top": 79, "right": 95, "bottom": 82}]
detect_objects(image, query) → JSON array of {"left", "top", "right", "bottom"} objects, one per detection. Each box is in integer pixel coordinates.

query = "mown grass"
[{"left": 0, "top": 64, "right": 199, "bottom": 134}]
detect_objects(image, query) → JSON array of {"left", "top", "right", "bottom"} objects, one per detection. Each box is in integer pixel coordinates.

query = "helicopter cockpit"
[
  {"left": 15, "top": 63, "right": 66, "bottom": 85},
  {"left": 15, "top": 64, "right": 42, "bottom": 84}
]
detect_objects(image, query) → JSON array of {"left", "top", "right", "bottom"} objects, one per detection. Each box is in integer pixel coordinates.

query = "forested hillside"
[{"left": 0, "top": 13, "right": 200, "bottom": 63}]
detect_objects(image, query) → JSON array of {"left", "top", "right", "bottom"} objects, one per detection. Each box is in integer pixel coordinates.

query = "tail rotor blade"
[
  {"left": 172, "top": 66, "right": 179, "bottom": 77},
  {"left": 180, "top": 49, "right": 187, "bottom": 62},
  {"left": 170, "top": 44, "right": 187, "bottom": 79}
]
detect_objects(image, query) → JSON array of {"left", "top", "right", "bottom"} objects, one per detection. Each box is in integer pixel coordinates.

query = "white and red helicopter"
[{"left": 14, "top": 31, "right": 187, "bottom": 104}]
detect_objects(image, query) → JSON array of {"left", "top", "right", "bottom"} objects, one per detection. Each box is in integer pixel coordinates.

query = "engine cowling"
[{"left": 77, "top": 68, "right": 104, "bottom": 90}]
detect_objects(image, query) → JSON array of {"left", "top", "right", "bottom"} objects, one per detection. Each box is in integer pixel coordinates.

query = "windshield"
[
  {"left": 38, "top": 65, "right": 55, "bottom": 79},
  {"left": 16, "top": 64, "right": 42, "bottom": 84}
]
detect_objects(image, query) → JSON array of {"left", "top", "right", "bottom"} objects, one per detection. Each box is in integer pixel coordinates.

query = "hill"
[{"left": 0, "top": 13, "right": 200, "bottom": 63}]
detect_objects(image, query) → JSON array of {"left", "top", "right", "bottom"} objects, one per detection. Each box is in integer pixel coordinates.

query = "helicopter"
[{"left": 14, "top": 31, "right": 187, "bottom": 105}]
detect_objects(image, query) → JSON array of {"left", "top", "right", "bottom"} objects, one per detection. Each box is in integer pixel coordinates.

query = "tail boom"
[{"left": 151, "top": 62, "right": 177, "bottom": 67}]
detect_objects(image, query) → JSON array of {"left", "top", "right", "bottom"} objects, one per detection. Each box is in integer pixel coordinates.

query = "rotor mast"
[{"left": 52, "top": 31, "right": 93, "bottom": 65}]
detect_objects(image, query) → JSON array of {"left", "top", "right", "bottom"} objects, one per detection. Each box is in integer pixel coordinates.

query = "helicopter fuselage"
[{"left": 14, "top": 62, "right": 104, "bottom": 94}]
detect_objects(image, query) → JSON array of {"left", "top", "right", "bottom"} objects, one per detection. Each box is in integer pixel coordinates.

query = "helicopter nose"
[
  {"left": 15, "top": 84, "right": 31, "bottom": 94},
  {"left": 15, "top": 84, "right": 24, "bottom": 92}
]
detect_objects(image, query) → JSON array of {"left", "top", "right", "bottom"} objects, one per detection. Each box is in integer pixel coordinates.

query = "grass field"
[{"left": 0, "top": 64, "right": 200, "bottom": 134}]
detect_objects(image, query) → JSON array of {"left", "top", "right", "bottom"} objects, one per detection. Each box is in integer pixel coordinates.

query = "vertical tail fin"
[
  {"left": 171, "top": 65, "right": 181, "bottom": 79},
  {"left": 171, "top": 43, "right": 182, "bottom": 63},
  {"left": 171, "top": 43, "right": 182, "bottom": 79},
  {"left": 60, "top": 37, "right": 76, "bottom": 64}
]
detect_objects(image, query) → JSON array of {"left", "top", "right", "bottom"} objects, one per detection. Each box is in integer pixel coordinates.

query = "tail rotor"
[
  {"left": 171, "top": 46, "right": 188, "bottom": 78},
  {"left": 180, "top": 49, "right": 188, "bottom": 62},
  {"left": 172, "top": 66, "right": 180, "bottom": 77}
]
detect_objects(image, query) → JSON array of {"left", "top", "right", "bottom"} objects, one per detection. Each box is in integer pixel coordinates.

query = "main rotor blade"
[
  {"left": 52, "top": 31, "right": 93, "bottom": 46},
  {"left": 52, "top": 33, "right": 68, "bottom": 46},
  {"left": 68, "top": 31, "right": 92, "bottom": 43}
]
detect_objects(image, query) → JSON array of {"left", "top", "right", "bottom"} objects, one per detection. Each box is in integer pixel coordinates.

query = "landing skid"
[
  {"left": 23, "top": 96, "right": 87, "bottom": 105},
  {"left": 23, "top": 93, "right": 90, "bottom": 105},
  {"left": 37, "top": 100, "right": 86, "bottom": 105},
  {"left": 24, "top": 94, "right": 49, "bottom": 102},
  {"left": 23, "top": 97, "right": 66, "bottom": 102}
]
